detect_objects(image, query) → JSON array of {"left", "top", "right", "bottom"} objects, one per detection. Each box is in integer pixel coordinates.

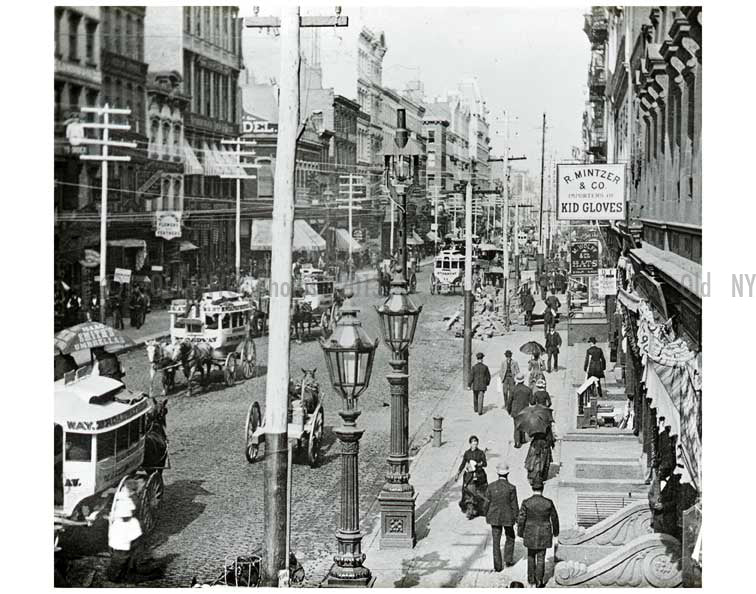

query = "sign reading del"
[
  {"left": 557, "top": 163, "right": 626, "bottom": 221},
  {"left": 570, "top": 241, "right": 599, "bottom": 275},
  {"left": 155, "top": 211, "right": 182, "bottom": 240}
]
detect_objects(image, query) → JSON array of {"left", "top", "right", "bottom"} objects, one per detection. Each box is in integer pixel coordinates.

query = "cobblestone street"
[{"left": 61, "top": 274, "right": 468, "bottom": 586}]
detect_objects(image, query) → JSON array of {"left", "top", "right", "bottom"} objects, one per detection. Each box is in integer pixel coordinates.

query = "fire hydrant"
[{"left": 432, "top": 416, "right": 444, "bottom": 447}]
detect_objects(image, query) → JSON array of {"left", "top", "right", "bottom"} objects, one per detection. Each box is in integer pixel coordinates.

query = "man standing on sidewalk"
[
  {"left": 517, "top": 478, "right": 560, "bottom": 588},
  {"left": 545, "top": 326, "right": 562, "bottom": 373},
  {"left": 499, "top": 350, "right": 520, "bottom": 412},
  {"left": 523, "top": 290, "right": 536, "bottom": 330},
  {"left": 468, "top": 352, "right": 492, "bottom": 415},
  {"left": 484, "top": 462, "right": 519, "bottom": 572},
  {"left": 510, "top": 373, "right": 532, "bottom": 448}
]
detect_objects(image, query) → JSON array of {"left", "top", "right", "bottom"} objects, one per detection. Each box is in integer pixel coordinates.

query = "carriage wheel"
[
  {"left": 245, "top": 402, "right": 263, "bottom": 463},
  {"left": 139, "top": 472, "right": 163, "bottom": 535},
  {"left": 307, "top": 405, "right": 325, "bottom": 468},
  {"left": 224, "top": 353, "right": 237, "bottom": 387},
  {"left": 240, "top": 337, "right": 257, "bottom": 379}
]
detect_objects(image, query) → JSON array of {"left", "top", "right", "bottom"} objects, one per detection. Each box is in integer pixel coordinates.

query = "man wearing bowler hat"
[
  {"left": 499, "top": 350, "right": 520, "bottom": 412},
  {"left": 468, "top": 352, "right": 492, "bottom": 415},
  {"left": 483, "top": 462, "right": 520, "bottom": 571},
  {"left": 517, "top": 478, "right": 560, "bottom": 588}
]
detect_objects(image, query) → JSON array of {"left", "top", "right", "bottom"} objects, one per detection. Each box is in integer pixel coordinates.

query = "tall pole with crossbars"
[{"left": 71, "top": 105, "right": 136, "bottom": 323}]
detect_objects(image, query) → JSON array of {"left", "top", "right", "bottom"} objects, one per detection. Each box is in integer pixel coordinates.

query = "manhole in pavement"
[{"left": 574, "top": 463, "right": 642, "bottom": 481}]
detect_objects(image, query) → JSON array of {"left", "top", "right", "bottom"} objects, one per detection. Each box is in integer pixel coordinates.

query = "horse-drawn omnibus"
[
  {"left": 54, "top": 369, "right": 168, "bottom": 562},
  {"left": 153, "top": 291, "right": 256, "bottom": 394}
]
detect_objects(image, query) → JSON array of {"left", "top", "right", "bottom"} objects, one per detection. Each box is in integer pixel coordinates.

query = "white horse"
[{"left": 146, "top": 340, "right": 179, "bottom": 396}]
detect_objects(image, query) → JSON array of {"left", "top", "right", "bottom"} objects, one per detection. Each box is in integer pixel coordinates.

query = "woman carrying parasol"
[{"left": 516, "top": 404, "right": 556, "bottom": 485}]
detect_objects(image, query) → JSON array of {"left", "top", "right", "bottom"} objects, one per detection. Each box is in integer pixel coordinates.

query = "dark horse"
[
  {"left": 143, "top": 398, "right": 169, "bottom": 485},
  {"left": 291, "top": 301, "right": 314, "bottom": 342},
  {"left": 377, "top": 262, "right": 391, "bottom": 296},
  {"left": 175, "top": 339, "right": 214, "bottom": 389}
]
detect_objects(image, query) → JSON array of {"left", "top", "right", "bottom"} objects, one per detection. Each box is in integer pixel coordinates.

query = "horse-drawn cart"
[
  {"left": 245, "top": 371, "right": 325, "bottom": 467},
  {"left": 430, "top": 249, "right": 465, "bottom": 295},
  {"left": 54, "top": 369, "right": 169, "bottom": 578}
]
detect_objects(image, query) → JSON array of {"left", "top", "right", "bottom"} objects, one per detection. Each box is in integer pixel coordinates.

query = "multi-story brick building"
[
  {"left": 582, "top": 9, "right": 702, "bottom": 583},
  {"left": 145, "top": 5, "right": 243, "bottom": 284}
]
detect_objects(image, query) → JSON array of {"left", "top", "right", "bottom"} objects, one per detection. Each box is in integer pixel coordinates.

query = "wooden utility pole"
[
  {"left": 538, "top": 113, "right": 546, "bottom": 255},
  {"left": 220, "top": 137, "right": 258, "bottom": 281},
  {"left": 463, "top": 178, "right": 473, "bottom": 388},
  {"left": 74, "top": 105, "right": 136, "bottom": 323},
  {"left": 244, "top": 6, "right": 348, "bottom": 586}
]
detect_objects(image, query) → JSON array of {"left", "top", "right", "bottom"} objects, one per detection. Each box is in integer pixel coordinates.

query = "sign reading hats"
[
  {"left": 570, "top": 241, "right": 599, "bottom": 275},
  {"left": 557, "top": 163, "right": 625, "bottom": 221}
]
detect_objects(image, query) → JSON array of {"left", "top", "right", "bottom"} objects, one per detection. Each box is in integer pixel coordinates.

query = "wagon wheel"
[
  {"left": 139, "top": 471, "right": 163, "bottom": 535},
  {"left": 245, "top": 401, "right": 263, "bottom": 463},
  {"left": 224, "top": 353, "right": 237, "bottom": 387},
  {"left": 240, "top": 337, "right": 257, "bottom": 379},
  {"left": 307, "top": 405, "right": 325, "bottom": 468}
]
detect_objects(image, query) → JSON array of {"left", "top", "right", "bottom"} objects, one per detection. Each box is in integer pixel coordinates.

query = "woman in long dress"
[
  {"left": 525, "top": 423, "right": 555, "bottom": 485},
  {"left": 528, "top": 351, "right": 546, "bottom": 391},
  {"left": 456, "top": 435, "right": 488, "bottom": 519}
]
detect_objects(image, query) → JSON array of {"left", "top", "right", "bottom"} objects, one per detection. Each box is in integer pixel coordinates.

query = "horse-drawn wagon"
[
  {"left": 430, "top": 249, "right": 465, "bottom": 295},
  {"left": 147, "top": 292, "right": 257, "bottom": 395},
  {"left": 54, "top": 369, "right": 168, "bottom": 571},
  {"left": 244, "top": 369, "right": 325, "bottom": 467},
  {"left": 378, "top": 258, "right": 418, "bottom": 295}
]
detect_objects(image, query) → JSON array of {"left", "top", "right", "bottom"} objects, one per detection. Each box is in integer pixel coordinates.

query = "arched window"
[
  {"left": 163, "top": 122, "right": 172, "bottom": 159},
  {"left": 150, "top": 118, "right": 160, "bottom": 157},
  {"left": 174, "top": 124, "right": 182, "bottom": 159}
]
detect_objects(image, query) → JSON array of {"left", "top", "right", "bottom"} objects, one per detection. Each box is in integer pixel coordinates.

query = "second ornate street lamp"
[
  {"left": 320, "top": 291, "right": 379, "bottom": 587},
  {"left": 375, "top": 108, "right": 423, "bottom": 549}
]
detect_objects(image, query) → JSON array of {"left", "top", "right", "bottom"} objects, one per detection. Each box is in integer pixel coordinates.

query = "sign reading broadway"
[{"left": 557, "top": 164, "right": 626, "bottom": 221}]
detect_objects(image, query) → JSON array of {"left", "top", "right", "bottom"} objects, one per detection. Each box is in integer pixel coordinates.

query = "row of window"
[
  {"left": 101, "top": 7, "right": 144, "bottom": 62},
  {"left": 62, "top": 415, "right": 146, "bottom": 463},
  {"left": 55, "top": 8, "right": 98, "bottom": 65},
  {"left": 183, "top": 6, "right": 239, "bottom": 55},
  {"left": 184, "top": 52, "right": 238, "bottom": 123},
  {"left": 102, "top": 76, "right": 145, "bottom": 134}
]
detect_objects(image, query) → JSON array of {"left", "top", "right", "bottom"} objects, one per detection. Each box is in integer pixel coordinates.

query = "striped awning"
[
  {"left": 333, "top": 228, "right": 363, "bottom": 252},
  {"left": 183, "top": 140, "right": 204, "bottom": 175},
  {"left": 250, "top": 219, "right": 326, "bottom": 252},
  {"left": 201, "top": 141, "right": 221, "bottom": 176}
]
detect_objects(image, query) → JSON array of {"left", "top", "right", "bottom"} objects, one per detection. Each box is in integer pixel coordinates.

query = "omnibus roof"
[{"left": 54, "top": 375, "right": 150, "bottom": 432}]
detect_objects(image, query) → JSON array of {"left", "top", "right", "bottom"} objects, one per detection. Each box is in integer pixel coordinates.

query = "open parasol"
[
  {"left": 515, "top": 404, "right": 554, "bottom": 436},
  {"left": 54, "top": 321, "right": 136, "bottom": 355},
  {"left": 520, "top": 341, "right": 545, "bottom": 356}
]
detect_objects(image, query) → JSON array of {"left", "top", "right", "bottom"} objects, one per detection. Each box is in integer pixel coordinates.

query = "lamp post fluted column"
[{"left": 328, "top": 402, "right": 371, "bottom": 586}]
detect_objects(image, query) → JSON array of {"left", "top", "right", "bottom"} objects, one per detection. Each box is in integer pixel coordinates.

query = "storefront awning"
[
  {"left": 183, "top": 140, "right": 204, "bottom": 176},
  {"left": 180, "top": 241, "right": 199, "bottom": 252},
  {"left": 201, "top": 141, "right": 222, "bottom": 176},
  {"left": 630, "top": 242, "right": 703, "bottom": 299},
  {"left": 107, "top": 239, "right": 147, "bottom": 249},
  {"left": 250, "top": 219, "right": 326, "bottom": 252},
  {"left": 426, "top": 231, "right": 439, "bottom": 242},
  {"left": 332, "top": 228, "right": 364, "bottom": 252}
]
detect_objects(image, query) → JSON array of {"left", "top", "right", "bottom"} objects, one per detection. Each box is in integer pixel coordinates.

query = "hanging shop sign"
[
  {"left": 155, "top": 211, "right": 183, "bottom": 240},
  {"left": 570, "top": 241, "right": 599, "bottom": 275},
  {"left": 557, "top": 163, "right": 626, "bottom": 221},
  {"left": 114, "top": 268, "right": 132, "bottom": 284},
  {"left": 597, "top": 268, "right": 618, "bottom": 296}
]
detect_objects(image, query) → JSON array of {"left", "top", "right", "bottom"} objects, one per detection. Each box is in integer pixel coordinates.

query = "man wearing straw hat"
[{"left": 483, "top": 462, "right": 520, "bottom": 571}]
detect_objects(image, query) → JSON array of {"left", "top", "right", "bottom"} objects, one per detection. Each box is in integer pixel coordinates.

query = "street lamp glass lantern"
[
  {"left": 375, "top": 287, "right": 422, "bottom": 354},
  {"left": 320, "top": 302, "right": 378, "bottom": 401}
]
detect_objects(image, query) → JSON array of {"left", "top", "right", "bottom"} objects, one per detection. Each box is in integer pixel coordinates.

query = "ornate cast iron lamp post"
[{"left": 320, "top": 291, "right": 379, "bottom": 586}]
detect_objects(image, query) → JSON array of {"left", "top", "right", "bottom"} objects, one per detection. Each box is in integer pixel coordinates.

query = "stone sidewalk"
[{"left": 360, "top": 323, "right": 575, "bottom": 588}]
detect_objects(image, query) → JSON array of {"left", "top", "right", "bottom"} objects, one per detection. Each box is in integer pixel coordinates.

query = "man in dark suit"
[
  {"left": 510, "top": 373, "right": 532, "bottom": 448},
  {"left": 499, "top": 350, "right": 520, "bottom": 412},
  {"left": 483, "top": 462, "right": 519, "bottom": 571},
  {"left": 517, "top": 478, "right": 560, "bottom": 588},
  {"left": 523, "top": 291, "right": 536, "bottom": 329},
  {"left": 468, "top": 352, "right": 492, "bottom": 415},
  {"left": 584, "top": 337, "right": 606, "bottom": 397},
  {"left": 545, "top": 289, "right": 561, "bottom": 313},
  {"left": 545, "top": 327, "right": 562, "bottom": 372}
]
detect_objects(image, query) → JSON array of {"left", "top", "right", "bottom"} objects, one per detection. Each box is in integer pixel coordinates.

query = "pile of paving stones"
[{"left": 445, "top": 286, "right": 518, "bottom": 340}]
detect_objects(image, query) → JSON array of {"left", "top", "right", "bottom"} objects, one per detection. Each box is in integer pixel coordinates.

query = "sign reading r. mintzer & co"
[{"left": 557, "top": 164, "right": 625, "bottom": 221}]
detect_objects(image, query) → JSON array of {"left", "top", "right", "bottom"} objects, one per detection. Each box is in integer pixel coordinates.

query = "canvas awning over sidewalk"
[
  {"left": 332, "top": 228, "right": 363, "bottom": 252},
  {"left": 250, "top": 219, "right": 326, "bottom": 252}
]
